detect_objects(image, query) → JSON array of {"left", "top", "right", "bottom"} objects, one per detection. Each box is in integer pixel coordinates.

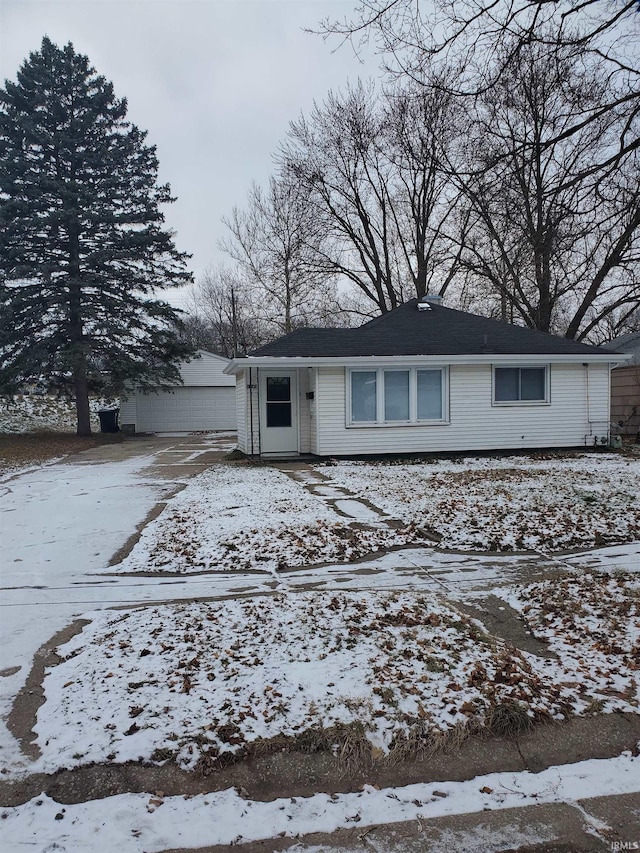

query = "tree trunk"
[
  {"left": 67, "top": 215, "right": 92, "bottom": 436},
  {"left": 74, "top": 365, "right": 92, "bottom": 436}
]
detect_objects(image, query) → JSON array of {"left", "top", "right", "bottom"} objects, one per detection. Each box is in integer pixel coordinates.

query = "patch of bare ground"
[
  {"left": 0, "top": 713, "right": 638, "bottom": 808},
  {"left": 6, "top": 619, "right": 91, "bottom": 761},
  {"left": 0, "top": 431, "right": 123, "bottom": 473}
]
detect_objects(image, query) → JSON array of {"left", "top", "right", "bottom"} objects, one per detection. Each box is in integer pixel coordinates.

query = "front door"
[{"left": 260, "top": 371, "right": 298, "bottom": 455}]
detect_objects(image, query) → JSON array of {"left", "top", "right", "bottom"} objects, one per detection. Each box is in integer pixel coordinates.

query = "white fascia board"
[
  {"left": 608, "top": 352, "right": 633, "bottom": 369},
  {"left": 225, "top": 353, "right": 625, "bottom": 373}
]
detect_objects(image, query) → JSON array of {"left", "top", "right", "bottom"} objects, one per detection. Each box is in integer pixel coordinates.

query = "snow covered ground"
[
  {"left": 103, "top": 453, "right": 640, "bottom": 581},
  {"left": 0, "top": 394, "right": 117, "bottom": 433},
  {"left": 0, "top": 435, "right": 239, "bottom": 773},
  {"left": 2, "top": 444, "right": 639, "bottom": 850},
  {"left": 315, "top": 455, "right": 640, "bottom": 551},
  {"left": 3, "top": 751, "right": 639, "bottom": 852},
  {"left": 108, "top": 463, "right": 430, "bottom": 575},
  {"left": 33, "top": 573, "right": 639, "bottom": 775}
]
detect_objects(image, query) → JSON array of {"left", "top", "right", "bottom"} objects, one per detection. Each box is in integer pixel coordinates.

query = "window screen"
[
  {"left": 417, "top": 370, "right": 443, "bottom": 419},
  {"left": 351, "top": 371, "right": 377, "bottom": 422},
  {"left": 384, "top": 371, "right": 410, "bottom": 420},
  {"left": 495, "top": 367, "right": 546, "bottom": 401}
]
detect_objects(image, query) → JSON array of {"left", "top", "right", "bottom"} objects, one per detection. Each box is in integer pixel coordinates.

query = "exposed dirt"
[
  {"left": 1, "top": 713, "right": 639, "bottom": 809},
  {"left": 456, "top": 595, "right": 559, "bottom": 659},
  {"left": 6, "top": 619, "right": 91, "bottom": 761}
]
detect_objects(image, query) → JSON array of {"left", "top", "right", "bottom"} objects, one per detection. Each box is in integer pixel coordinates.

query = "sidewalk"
[{"left": 183, "top": 793, "right": 639, "bottom": 853}]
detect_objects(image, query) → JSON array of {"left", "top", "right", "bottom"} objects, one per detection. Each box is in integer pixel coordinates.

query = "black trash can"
[{"left": 98, "top": 408, "right": 120, "bottom": 433}]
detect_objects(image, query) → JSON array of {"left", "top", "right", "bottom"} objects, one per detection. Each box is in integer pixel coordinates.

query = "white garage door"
[{"left": 136, "top": 387, "right": 236, "bottom": 432}]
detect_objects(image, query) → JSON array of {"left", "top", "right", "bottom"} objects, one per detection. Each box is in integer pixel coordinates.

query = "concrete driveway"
[{"left": 0, "top": 432, "right": 238, "bottom": 771}]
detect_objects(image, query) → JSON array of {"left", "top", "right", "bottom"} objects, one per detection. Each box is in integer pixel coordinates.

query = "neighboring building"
[
  {"left": 610, "top": 331, "right": 640, "bottom": 438},
  {"left": 225, "top": 297, "right": 629, "bottom": 458},
  {"left": 120, "top": 351, "right": 236, "bottom": 433}
]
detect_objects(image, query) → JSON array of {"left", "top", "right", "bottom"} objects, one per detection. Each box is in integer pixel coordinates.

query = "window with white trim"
[
  {"left": 349, "top": 367, "right": 446, "bottom": 425},
  {"left": 493, "top": 366, "right": 549, "bottom": 403}
]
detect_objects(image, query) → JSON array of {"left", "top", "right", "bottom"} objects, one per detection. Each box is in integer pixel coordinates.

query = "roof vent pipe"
[{"left": 421, "top": 294, "right": 443, "bottom": 306}]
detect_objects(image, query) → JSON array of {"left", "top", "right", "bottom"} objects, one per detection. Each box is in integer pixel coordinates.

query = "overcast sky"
[{"left": 1, "top": 0, "right": 381, "bottom": 306}]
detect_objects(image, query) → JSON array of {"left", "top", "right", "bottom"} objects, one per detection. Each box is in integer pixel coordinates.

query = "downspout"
[
  {"left": 584, "top": 363, "right": 590, "bottom": 446},
  {"left": 256, "top": 368, "right": 262, "bottom": 457},
  {"left": 607, "top": 363, "right": 612, "bottom": 445}
]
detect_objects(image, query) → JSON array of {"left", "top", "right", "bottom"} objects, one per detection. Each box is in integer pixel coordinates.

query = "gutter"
[{"left": 224, "top": 352, "right": 633, "bottom": 375}]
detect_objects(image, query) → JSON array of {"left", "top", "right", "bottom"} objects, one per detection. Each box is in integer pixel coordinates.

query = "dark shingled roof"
[
  {"left": 250, "top": 300, "right": 620, "bottom": 358},
  {"left": 609, "top": 331, "right": 640, "bottom": 366}
]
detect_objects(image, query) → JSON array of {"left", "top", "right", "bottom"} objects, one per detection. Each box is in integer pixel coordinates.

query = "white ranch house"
[
  {"left": 120, "top": 351, "right": 236, "bottom": 434},
  {"left": 225, "top": 297, "right": 630, "bottom": 458}
]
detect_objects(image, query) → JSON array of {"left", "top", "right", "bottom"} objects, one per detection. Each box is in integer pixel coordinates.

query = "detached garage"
[{"left": 120, "top": 351, "right": 236, "bottom": 433}]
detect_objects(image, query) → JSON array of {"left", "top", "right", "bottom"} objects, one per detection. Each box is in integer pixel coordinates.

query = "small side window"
[{"left": 494, "top": 366, "right": 547, "bottom": 403}]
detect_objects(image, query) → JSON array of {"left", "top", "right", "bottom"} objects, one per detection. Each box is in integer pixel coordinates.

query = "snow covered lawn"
[
  {"left": 113, "top": 463, "right": 429, "bottom": 575},
  {"left": 0, "top": 393, "right": 117, "bottom": 434},
  {"left": 36, "top": 576, "right": 639, "bottom": 774},
  {"left": 108, "top": 452, "right": 640, "bottom": 578},
  {"left": 316, "top": 454, "right": 640, "bottom": 552},
  {"left": 507, "top": 572, "right": 640, "bottom": 709}
]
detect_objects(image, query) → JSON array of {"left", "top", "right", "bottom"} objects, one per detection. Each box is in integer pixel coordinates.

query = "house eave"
[{"left": 224, "top": 352, "right": 626, "bottom": 375}]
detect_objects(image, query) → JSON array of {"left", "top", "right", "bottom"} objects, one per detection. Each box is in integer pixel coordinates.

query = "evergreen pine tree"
[{"left": 0, "top": 37, "right": 196, "bottom": 435}]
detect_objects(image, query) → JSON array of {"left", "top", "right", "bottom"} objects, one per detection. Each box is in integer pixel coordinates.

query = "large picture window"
[
  {"left": 349, "top": 367, "right": 446, "bottom": 425},
  {"left": 494, "top": 366, "right": 548, "bottom": 403}
]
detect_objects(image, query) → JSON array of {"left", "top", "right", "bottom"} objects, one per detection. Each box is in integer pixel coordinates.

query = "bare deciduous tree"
[
  {"left": 220, "top": 176, "right": 339, "bottom": 334},
  {"left": 382, "top": 80, "right": 462, "bottom": 298},
  {"left": 452, "top": 42, "right": 640, "bottom": 340},
  {"left": 319, "top": 0, "right": 640, "bottom": 193},
  {"left": 282, "top": 82, "right": 403, "bottom": 313},
  {"left": 319, "top": 0, "right": 638, "bottom": 90},
  {"left": 280, "top": 80, "right": 461, "bottom": 313},
  {"left": 184, "top": 268, "right": 267, "bottom": 357}
]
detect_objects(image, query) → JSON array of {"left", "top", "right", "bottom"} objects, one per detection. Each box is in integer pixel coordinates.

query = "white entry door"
[{"left": 260, "top": 371, "right": 298, "bottom": 454}]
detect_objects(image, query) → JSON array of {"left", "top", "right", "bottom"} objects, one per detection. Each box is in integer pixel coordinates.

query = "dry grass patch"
[
  {"left": 0, "top": 432, "right": 122, "bottom": 476},
  {"left": 36, "top": 590, "right": 615, "bottom": 774}
]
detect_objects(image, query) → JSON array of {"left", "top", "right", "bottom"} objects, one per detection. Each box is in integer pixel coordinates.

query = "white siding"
[
  {"left": 236, "top": 371, "right": 248, "bottom": 452},
  {"left": 242, "top": 366, "right": 260, "bottom": 455},
  {"left": 585, "top": 362, "right": 610, "bottom": 441},
  {"left": 178, "top": 351, "right": 235, "bottom": 387},
  {"left": 315, "top": 363, "right": 611, "bottom": 456},
  {"left": 309, "top": 368, "right": 319, "bottom": 454},
  {"left": 298, "top": 369, "right": 311, "bottom": 454},
  {"left": 119, "top": 394, "right": 137, "bottom": 427},
  {"left": 125, "top": 352, "right": 236, "bottom": 432}
]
